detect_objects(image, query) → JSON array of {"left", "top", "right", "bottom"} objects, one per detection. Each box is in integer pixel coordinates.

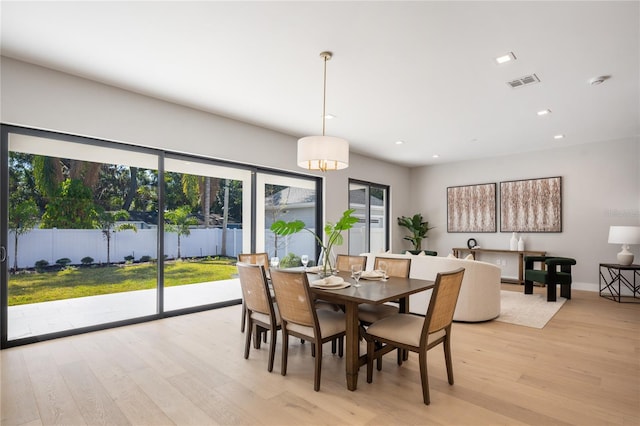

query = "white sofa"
[{"left": 361, "top": 252, "right": 501, "bottom": 322}]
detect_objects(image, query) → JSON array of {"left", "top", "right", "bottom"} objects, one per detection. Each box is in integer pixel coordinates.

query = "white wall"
[
  {"left": 409, "top": 138, "right": 640, "bottom": 290},
  {"left": 0, "top": 57, "right": 412, "bottom": 253}
]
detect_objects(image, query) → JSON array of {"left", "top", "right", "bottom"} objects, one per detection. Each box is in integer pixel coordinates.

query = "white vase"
[
  {"left": 518, "top": 237, "right": 525, "bottom": 251},
  {"left": 510, "top": 233, "right": 518, "bottom": 251}
]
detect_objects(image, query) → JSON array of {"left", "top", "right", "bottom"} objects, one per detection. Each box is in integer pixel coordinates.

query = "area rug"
[{"left": 495, "top": 290, "right": 567, "bottom": 329}]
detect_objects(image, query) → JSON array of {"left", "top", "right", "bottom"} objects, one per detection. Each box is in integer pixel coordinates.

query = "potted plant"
[
  {"left": 397, "top": 213, "right": 435, "bottom": 254},
  {"left": 270, "top": 209, "right": 358, "bottom": 276}
]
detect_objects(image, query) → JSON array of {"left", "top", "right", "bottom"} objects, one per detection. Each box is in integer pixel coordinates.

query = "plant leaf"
[{"left": 270, "top": 219, "right": 305, "bottom": 236}]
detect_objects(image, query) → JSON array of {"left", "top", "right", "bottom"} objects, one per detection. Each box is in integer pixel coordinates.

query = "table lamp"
[{"left": 608, "top": 226, "right": 640, "bottom": 265}]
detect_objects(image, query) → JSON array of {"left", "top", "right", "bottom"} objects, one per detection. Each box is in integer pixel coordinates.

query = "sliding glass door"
[
  {"left": 1, "top": 125, "right": 323, "bottom": 347},
  {"left": 5, "top": 131, "right": 159, "bottom": 341},
  {"left": 162, "top": 156, "right": 251, "bottom": 312},
  {"left": 256, "top": 173, "right": 320, "bottom": 267},
  {"left": 348, "top": 180, "right": 389, "bottom": 254}
]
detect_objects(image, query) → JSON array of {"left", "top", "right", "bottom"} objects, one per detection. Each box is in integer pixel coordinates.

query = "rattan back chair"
[
  {"left": 237, "top": 253, "right": 270, "bottom": 332},
  {"left": 364, "top": 267, "right": 465, "bottom": 405},
  {"left": 358, "top": 257, "right": 412, "bottom": 325},
  {"left": 374, "top": 256, "right": 411, "bottom": 278},
  {"left": 335, "top": 254, "right": 367, "bottom": 273},
  {"left": 269, "top": 269, "right": 346, "bottom": 391},
  {"left": 358, "top": 256, "right": 412, "bottom": 368},
  {"left": 236, "top": 262, "right": 280, "bottom": 372}
]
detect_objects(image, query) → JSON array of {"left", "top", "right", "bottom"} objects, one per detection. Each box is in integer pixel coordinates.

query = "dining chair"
[
  {"left": 237, "top": 252, "right": 270, "bottom": 332},
  {"left": 358, "top": 256, "right": 412, "bottom": 368},
  {"left": 364, "top": 267, "right": 465, "bottom": 405},
  {"left": 236, "top": 262, "right": 281, "bottom": 372},
  {"left": 269, "top": 269, "right": 346, "bottom": 391},
  {"left": 335, "top": 254, "right": 367, "bottom": 273},
  {"left": 358, "top": 257, "right": 412, "bottom": 324}
]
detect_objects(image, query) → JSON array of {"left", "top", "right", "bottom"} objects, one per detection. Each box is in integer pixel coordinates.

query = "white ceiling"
[{"left": 1, "top": 1, "right": 638, "bottom": 167}]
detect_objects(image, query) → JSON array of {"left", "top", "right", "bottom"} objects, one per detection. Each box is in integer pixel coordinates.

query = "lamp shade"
[
  {"left": 297, "top": 135, "right": 349, "bottom": 171},
  {"left": 608, "top": 226, "right": 640, "bottom": 245}
]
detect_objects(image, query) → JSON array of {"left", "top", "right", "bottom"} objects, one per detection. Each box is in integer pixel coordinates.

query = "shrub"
[
  {"left": 35, "top": 259, "right": 49, "bottom": 272},
  {"left": 279, "top": 253, "right": 302, "bottom": 268},
  {"left": 124, "top": 255, "right": 135, "bottom": 263},
  {"left": 56, "top": 258, "right": 72, "bottom": 267},
  {"left": 81, "top": 256, "right": 94, "bottom": 265},
  {"left": 139, "top": 255, "right": 151, "bottom": 263}
]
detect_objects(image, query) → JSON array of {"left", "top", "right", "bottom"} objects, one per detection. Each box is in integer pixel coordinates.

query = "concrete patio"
[{"left": 8, "top": 278, "right": 241, "bottom": 340}]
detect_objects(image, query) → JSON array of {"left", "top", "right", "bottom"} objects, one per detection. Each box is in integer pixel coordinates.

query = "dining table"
[{"left": 307, "top": 271, "right": 435, "bottom": 391}]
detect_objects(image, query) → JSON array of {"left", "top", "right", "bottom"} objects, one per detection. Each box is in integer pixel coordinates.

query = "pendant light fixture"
[{"left": 297, "top": 51, "right": 349, "bottom": 171}]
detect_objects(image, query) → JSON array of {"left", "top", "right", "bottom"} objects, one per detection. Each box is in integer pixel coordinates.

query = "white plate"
[
  {"left": 361, "top": 271, "right": 386, "bottom": 280},
  {"left": 311, "top": 282, "right": 351, "bottom": 290}
]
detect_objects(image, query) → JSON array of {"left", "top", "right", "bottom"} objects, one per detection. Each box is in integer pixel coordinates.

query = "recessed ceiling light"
[
  {"left": 554, "top": 134, "right": 565, "bottom": 139},
  {"left": 537, "top": 109, "right": 552, "bottom": 116},
  {"left": 432, "top": 154, "right": 440, "bottom": 159},
  {"left": 495, "top": 52, "right": 516, "bottom": 64},
  {"left": 395, "top": 140, "right": 404, "bottom": 145}
]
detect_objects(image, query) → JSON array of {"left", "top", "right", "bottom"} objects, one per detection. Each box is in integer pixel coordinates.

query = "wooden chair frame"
[
  {"left": 237, "top": 253, "right": 270, "bottom": 332},
  {"left": 236, "top": 262, "right": 280, "bottom": 372},
  {"left": 270, "top": 269, "right": 346, "bottom": 391},
  {"left": 365, "top": 267, "right": 465, "bottom": 405}
]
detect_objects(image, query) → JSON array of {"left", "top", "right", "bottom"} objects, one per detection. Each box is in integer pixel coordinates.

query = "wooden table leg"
[{"left": 344, "top": 301, "right": 359, "bottom": 391}]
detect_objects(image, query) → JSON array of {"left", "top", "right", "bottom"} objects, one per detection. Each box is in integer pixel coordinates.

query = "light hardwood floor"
[{"left": 2, "top": 285, "right": 639, "bottom": 425}]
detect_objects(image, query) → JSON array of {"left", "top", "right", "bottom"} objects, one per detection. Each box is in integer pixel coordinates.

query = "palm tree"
[
  {"left": 165, "top": 206, "right": 199, "bottom": 259},
  {"left": 97, "top": 210, "right": 138, "bottom": 264},
  {"left": 8, "top": 199, "right": 39, "bottom": 272}
]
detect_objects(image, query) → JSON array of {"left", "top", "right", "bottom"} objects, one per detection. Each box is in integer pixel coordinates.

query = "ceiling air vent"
[{"left": 507, "top": 74, "right": 540, "bottom": 88}]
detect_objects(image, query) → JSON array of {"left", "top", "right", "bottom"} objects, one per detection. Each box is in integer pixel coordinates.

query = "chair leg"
[
  {"left": 444, "top": 332, "right": 454, "bottom": 385},
  {"left": 524, "top": 279, "right": 534, "bottom": 295},
  {"left": 268, "top": 327, "right": 277, "bottom": 373},
  {"left": 281, "top": 331, "right": 289, "bottom": 376},
  {"left": 244, "top": 319, "right": 252, "bottom": 359},
  {"left": 547, "top": 283, "right": 557, "bottom": 302},
  {"left": 254, "top": 325, "right": 263, "bottom": 349},
  {"left": 419, "top": 348, "right": 431, "bottom": 405},
  {"left": 338, "top": 336, "right": 344, "bottom": 358},
  {"left": 314, "top": 341, "right": 322, "bottom": 391},
  {"left": 331, "top": 339, "right": 337, "bottom": 354},
  {"left": 561, "top": 283, "right": 571, "bottom": 299},
  {"left": 240, "top": 301, "right": 247, "bottom": 332},
  {"left": 397, "top": 348, "right": 403, "bottom": 366}
]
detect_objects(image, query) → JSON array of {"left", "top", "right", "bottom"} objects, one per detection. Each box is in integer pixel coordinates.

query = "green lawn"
[{"left": 8, "top": 258, "right": 237, "bottom": 306}]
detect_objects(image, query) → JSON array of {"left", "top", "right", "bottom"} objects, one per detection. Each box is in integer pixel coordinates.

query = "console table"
[
  {"left": 599, "top": 263, "right": 640, "bottom": 303},
  {"left": 452, "top": 247, "right": 546, "bottom": 284}
]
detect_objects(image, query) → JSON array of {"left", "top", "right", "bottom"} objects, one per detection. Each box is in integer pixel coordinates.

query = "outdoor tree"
[
  {"left": 41, "top": 178, "right": 99, "bottom": 229},
  {"left": 8, "top": 199, "right": 39, "bottom": 272},
  {"left": 182, "top": 174, "right": 220, "bottom": 228},
  {"left": 265, "top": 184, "right": 291, "bottom": 258},
  {"left": 165, "top": 206, "right": 198, "bottom": 259},
  {"left": 97, "top": 209, "right": 138, "bottom": 264}
]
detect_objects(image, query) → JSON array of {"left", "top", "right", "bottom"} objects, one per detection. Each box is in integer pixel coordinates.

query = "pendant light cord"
[{"left": 321, "top": 54, "right": 328, "bottom": 137}]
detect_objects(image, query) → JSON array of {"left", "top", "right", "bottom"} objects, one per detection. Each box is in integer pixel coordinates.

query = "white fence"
[
  {"left": 8, "top": 228, "right": 243, "bottom": 268},
  {"left": 8, "top": 227, "right": 387, "bottom": 269}
]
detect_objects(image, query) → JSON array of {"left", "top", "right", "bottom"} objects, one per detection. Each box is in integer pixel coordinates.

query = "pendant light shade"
[
  {"left": 297, "top": 135, "right": 349, "bottom": 171},
  {"left": 297, "top": 51, "right": 349, "bottom": 172}
]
